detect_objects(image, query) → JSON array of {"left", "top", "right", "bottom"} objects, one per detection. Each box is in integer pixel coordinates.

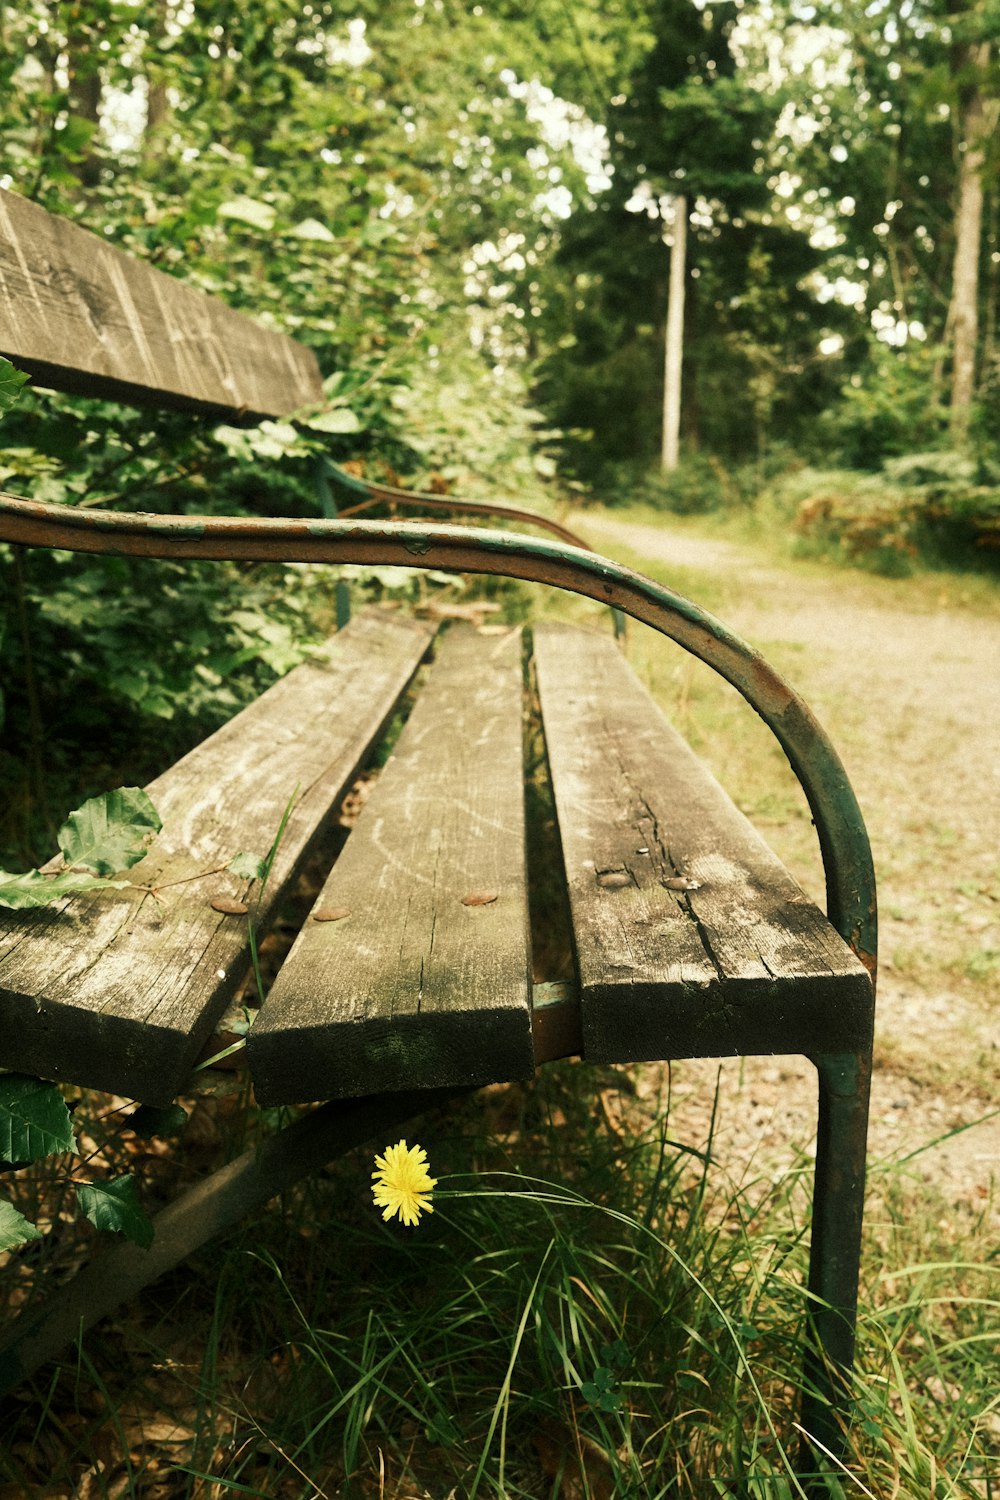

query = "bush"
[
  {"left": 773, "top": 458, "right": 1000, "bottom": 575},
  {"left": 598, "top": 455, "right": 750, "bottom": 514}
]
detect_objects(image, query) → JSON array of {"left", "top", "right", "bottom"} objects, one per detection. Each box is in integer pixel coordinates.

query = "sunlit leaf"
[
  {"left": 228, "top": 852, "right": 267, "bottom": 881},
  {"left": 217, "top": 196, "right": 276, "bottom": 231},
  {"left": 287, "top": 217, "right": 336, "bottom": 242},
  {"left": 58, "top": 787, "right": 162, "bottom": 877},
  {"left": 302, "top": 408, "right": 362, "bottom": 434},
  {"left": 0, "top": 357, "right": 29, "bottom": 415},
  {"left": 0, "top": 1198, "right": 42, "bottom": 1252},
  {"left": 0, "top": 868, "right": 129, "bottom": 910}
]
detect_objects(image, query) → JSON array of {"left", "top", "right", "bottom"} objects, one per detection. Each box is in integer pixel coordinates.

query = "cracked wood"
[
  {"left": 0, "top": 611, "right": 434, "bottom": 1104},
  {"left": 532, "top": 622, "right": 873, "bottom": 1062},
  {"left": 0, "top": 188, "right": 323, "bottom": 418},
  {"left": 247, "top": 625, "right": 534, "bottom": 1105}
]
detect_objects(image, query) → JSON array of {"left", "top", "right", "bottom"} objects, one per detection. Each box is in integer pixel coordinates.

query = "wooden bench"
[{"left": 0, "top": 187, "right": 876, "bottom": 1475}]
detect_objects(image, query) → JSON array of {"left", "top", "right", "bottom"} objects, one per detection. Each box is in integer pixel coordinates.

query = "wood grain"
[
  {"left": 0, "top": 612, "right": 434, "bottom": 1103},
  {"left": 0, "top": 188, "right": 323, "bottom": 418},
  {"left": 248, "top": 626, "right": 535, "bottom": 1104},
  {"left": 533, "top": 623, "right": 874, "bottom": 1062}
]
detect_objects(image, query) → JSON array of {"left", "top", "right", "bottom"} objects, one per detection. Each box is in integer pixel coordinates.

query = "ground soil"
[{"left": 578, "top": 511, "right": 1000, "bottom": 1227}]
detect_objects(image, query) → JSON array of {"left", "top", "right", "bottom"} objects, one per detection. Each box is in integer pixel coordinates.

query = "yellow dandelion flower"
[{"left": 371, "top": 1139, "right": 437, "bottom": 1227}]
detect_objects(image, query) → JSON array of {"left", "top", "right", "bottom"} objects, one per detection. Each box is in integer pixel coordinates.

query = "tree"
[
  {"left": 532, "top": 0, "right": 831, "bottom": 479},
  {"left": 765, "top": 0, "right": 1000, "bottom": 457},
  {"left": 947, "top": 19, "right": 999, "bottom": 441}
]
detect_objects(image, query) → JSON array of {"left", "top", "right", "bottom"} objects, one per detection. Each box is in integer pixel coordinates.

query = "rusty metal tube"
[{"left": 327, "top": 466, "right": 593, "bottom": 550}]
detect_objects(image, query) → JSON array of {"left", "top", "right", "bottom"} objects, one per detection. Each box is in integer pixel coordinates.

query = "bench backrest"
[{"left": 0, "top": 188, "right": 322, "bottom": 419}]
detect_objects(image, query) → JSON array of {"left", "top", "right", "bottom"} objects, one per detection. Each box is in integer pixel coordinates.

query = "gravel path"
[{"left": 579, "top": 512, "right": 1000, "bottom": 1219}]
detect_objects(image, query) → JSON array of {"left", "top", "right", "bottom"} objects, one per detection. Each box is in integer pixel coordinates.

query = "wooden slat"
[
  {"left": 532, "top": 623, "right": 874, "bottom": 1062},
  {"left": 0, "top": 189, "right": 323, "bottom": 418},
  {"left": 0, "top": 612, "right": 435, "bottom": 1104},
  {"left": 248, "top": 626, "right": 534, "bottom": 1105}
]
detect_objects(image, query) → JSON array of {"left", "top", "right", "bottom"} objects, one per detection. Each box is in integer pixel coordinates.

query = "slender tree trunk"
[
  {"left": 948, "top": 41, "right": 997, "bottom": 445},
  {"left": 983, "top": 181, "right": 997, "bottom": 378},
  {"left": 145, "top": 0, "right": 171, "bottom": 146},
  {"left": 66, "top": 21, "right": 103, "bottom": 188},
  {"left": 661, "top": 194, "right": 687, "bottom": 472}
]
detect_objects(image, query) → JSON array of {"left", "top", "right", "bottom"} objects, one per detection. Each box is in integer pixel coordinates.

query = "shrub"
[{"left": 772, "top": 458, "right": 1000, "bottom": 575}]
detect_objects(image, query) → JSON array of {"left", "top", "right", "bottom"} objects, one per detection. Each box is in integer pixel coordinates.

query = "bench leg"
[
  {"left": 798, "top": 1050, "right": 872, "bottom": 1484},
  {"left": 0, "top": 1087, "right": 466, "bottom": 1397}
]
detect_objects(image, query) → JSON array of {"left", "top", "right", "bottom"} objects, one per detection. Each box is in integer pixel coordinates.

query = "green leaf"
[
  {"left": 0, "top": 357, "right": 29, "bottom": 415},
  {"left": 302, "top": 408, "right": 362, "bottom": 435},
  {"left": 217, "top": 196, "right": 276, "bottom": 231},
  {"left": 0, "top": 1076, "right": 76, "bottom": 1163},
  {"left": 76, "top": 1175, "right": 154, "bottom": 1248},
  {"left": 228, "top": 852, "right": 267, "bottom": 881},
  {"left": 58, "top": 787, "right": 162, "bottom": 878},
  {"left": 0, "top": 1198, "right": 42, "bottom": 1252},
  {"left": 0, "top": 868, "right": 129, "bottom": 910}
]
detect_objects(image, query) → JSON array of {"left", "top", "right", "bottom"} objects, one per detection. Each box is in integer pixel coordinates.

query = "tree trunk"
[
  {"left": 661, "top": 194, "right": 687, "bottom": 471},
  {"left": 65, "top": 21, "right": 103, "bottom": 189},
  {"left": 144, "top": 0, "right": 172, "bottom": 145},
  {"left": 948, "top": 40, "right": 997, "bottom": 445}
]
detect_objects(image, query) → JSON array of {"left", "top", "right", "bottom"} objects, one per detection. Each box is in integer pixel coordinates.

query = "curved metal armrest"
[
  {"left": 321, "top": 458, "right": 592, "bottom": 550},
  {"left": 0, "top": 492, "right": 877, "bottom": 977}
]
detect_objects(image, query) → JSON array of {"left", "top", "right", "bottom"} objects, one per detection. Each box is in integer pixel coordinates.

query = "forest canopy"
[
  {"left": 2, "top": 0, "right": 999, "bottom": 862},
  {"left": 2, "top": 0, "right": 998, "bottom": 482}
]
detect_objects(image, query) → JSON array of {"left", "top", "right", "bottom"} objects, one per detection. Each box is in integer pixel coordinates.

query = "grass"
[
  {"left": 2, "top": 1073, "right": 996, "bottom": 1496},
  {"left": 2, "top": 504, "right": 998, "bottom": 1497}
]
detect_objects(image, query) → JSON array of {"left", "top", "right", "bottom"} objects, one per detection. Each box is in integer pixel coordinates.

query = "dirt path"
[{"left": 579, "top": 512, "right": 1000, "bottom": 1219}]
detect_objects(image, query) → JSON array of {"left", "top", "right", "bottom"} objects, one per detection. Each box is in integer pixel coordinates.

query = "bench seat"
[
  {"left": 249, "top": 620, "right": 871, "bottom": 1105},
  {"left": 1, "top": 612, "right": 872, "bottom": 1111},
  {"left": 1, "top": 613, "right": 873, "bottom": 1111}
]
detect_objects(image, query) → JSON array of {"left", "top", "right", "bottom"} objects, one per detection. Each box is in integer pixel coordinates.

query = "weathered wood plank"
[
  {"left": 0, "top": 612, "right": 435, "bottom": 1104},
  {"left": 0, "top": 188, "right": 323, "bottom": 418},
  {"left": 248, "top": 626, "right": 535, "bottom": 1105},
  {"left": 533, "top": 623, "right": 874, "bottom": 1062}
]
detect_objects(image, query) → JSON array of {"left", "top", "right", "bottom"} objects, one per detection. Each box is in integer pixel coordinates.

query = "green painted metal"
[{"left": 799, "top": 1049, "right": 873, "bottom": 1470}]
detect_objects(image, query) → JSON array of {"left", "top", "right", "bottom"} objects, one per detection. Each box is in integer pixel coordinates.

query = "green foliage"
[
  {"left": 0, "top": 1198, "right": 43, "bottom": 1253},
  {"left": 75, "top": 1175, "right": 154, "bottom": 1249},
  {"left": 0, "top": 358, "right": 29, "bottom": 414},
  {"left": 533, "top": 3, "right": 839, "bottom": 479},
  {"left": 0, "top": 867, "right": 129, "bottom": 910},
  {"left": 812, "top": 339, "right": 951, "bottom": 469},
  {"left": 57, "top": 786, "right": 162, "bottom": 879},
  {"left": 0, "top": 1075, "right": 77, "bottom": 1164},
  {"left": 605, "top": 454, "right": 747, "bottom": 514},
  {"left": 0, "top": 787, "right": 162, "bottom": 909},
  {"left": 772, "top": 460, "right": 1000, "bottom": 574},
  {"left": 0, "top": 1073, "right": 156, "bottom": 1252}
]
